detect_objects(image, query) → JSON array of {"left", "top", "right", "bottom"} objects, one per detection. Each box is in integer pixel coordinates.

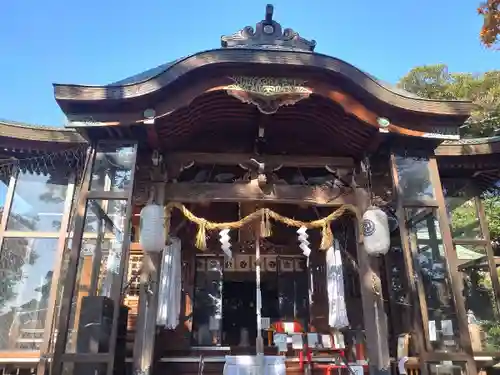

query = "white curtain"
[
  {"left": 326, "top": 239, "right": 350, "bottom": 329},
  {"left": 156, "top": 237, "right": 182, "bottom": 329}
]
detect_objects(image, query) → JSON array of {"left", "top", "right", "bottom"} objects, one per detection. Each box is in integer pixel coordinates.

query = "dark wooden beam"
[
  {"left": 166, "top": 152, "right": 355, "bottom": 169},
  {"left": 146, "top": 124, "right": 160, "bottom": 150},
  {"left": 367, "top": 131, "right": 384, "bottom": 153},
  {"left": 163, "top": 181, "right": 355, "bottom": 206}
]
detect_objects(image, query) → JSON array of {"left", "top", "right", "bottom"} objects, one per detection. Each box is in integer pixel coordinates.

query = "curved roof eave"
[
  {"left": 53, "top": 48, "right": 474, "bottom": 117},
  {"left": 0, "top": 119, "right": 87, "bottom": 144},
  {"left": 435, "top": 136, "right": 500, "bottom": 156}
]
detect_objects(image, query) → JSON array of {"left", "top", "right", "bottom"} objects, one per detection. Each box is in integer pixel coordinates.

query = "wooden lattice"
[
  {"left": 123, "top": 251, "right": 143, "bottom": 333},
  {"left": 127, "top": 254, "right": 142, "bottom": 296}
]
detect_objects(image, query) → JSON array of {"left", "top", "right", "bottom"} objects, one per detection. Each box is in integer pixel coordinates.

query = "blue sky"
[{"left": 0, "top": 0, "right": 497, "bottom": 127}]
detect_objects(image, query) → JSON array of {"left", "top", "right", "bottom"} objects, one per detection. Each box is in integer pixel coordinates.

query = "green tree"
[
  {"left": 482, "top": 190, "right": 500, "bottom": 245},
  {"left": 398, "top": 64, "right": 500, "bottom": 138}
]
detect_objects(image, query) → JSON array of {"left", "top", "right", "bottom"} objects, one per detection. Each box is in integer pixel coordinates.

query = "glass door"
[{"left": 192, "top": 256, "right": 223, "bottom": 346}]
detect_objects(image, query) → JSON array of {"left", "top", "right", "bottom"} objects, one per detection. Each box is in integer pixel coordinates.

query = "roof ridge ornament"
[{"left": 221, "top": 4, "right": 316, "bottom": 52}]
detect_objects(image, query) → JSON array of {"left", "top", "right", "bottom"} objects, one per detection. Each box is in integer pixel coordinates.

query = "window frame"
[{"left": 0, "top": 167, "right": 76, "bottom": 362}]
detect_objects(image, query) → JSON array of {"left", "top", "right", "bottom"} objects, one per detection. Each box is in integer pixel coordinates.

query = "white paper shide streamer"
[
  {"left": 362, "top": 207, "right": 390, "bottom": 256},
  {"left": 297, "top": 226, "right": 311, "bottom": 257},
  {"left": 139, "top": 204, "right": 166, "bottom": 253},
  {"left": 326, "top": 239, "right": 349, "bottom": 329},
  {"left": 157, "top": 237, "right": 182, "bottom": 329},
  {"left": 219, "top": 229, "right": 232, "bottom": 258},
  {"left": 297, "top": 226, "right": 314, "bottom": 308}
]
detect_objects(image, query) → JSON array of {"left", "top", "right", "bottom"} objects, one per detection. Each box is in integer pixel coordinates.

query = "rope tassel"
[
  {"left": 195, "top": 220, "right": 207, "bottom": 250},
  {"left": 320, "top": 223, "right": 334, "bottom": 250},
  {"left": 162, "top": 202, "right": 361, "bottom": 252},
  {"left": 260, "top": 209, "right": 272, "bottom": 238}
]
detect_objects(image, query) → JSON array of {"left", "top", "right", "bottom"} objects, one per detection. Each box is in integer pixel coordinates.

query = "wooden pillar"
[
  {"left": 51, "top": 147, "right": 95, "bottom": 375},
  {"left": 475, "top": 194, "right": 500, "bottom": 319},
  {"left": 132, "top": 182, "right": 165, "bottom": 375},
  {"left": 355, "top": 186, "right": 391, "bottom": 372},
  {"left": 0, "top": 168, "right": 18, "bottom": 247}
]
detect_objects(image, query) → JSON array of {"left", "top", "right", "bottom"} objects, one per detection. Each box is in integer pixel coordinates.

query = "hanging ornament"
[
  {"left": 326, "top": 242, "right": 350, "bottom": 329},
  {"left": 297, "top": 226, "right": 311, "bottom": 257},
  {"left": 260, "top": 209, "right": 272, "bottom": 238},
  {"left": 139, "top": 204, "right": 166, "bottom": 253},
  {"left": 157, "top": 237, "right": 182, "bottom": 329},
  {"left": 219, "top": 228, "right": 232, "bottom": 258},
  {"left": 362, "top": 207, "right": 390, "bottom": 256}
]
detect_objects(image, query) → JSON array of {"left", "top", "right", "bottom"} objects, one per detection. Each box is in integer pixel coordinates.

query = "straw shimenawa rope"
[{"left": 164, "top": 202, "right": 363, "bottom": 251}]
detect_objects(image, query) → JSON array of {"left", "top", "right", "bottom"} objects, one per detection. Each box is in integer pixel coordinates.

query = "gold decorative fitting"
[{"left": 226, "top": 76, "right": 312, "bottom": 114}]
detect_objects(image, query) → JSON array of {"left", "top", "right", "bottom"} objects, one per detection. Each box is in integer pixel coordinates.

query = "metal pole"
[
  {"left": 132, "top": 183, "right": 164, "bottom": 375},
  {"left": 255, "top": 223, "right": 264, "bottom": 354}
]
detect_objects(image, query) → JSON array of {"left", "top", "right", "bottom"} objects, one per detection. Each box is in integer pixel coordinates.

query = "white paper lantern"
[
  {"left": 139, "top": 204, "right": 166, "bottom": 253},
  {"left": 362, "top": 207, "right": 390, "bottom": 256}
]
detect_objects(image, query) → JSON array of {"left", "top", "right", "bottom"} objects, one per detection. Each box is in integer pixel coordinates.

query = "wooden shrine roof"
[
  {"left": 0, "top": 119, "right": 85, "bottom": 144},
  {"left": 0, "top": 119, "right": 86, "bottom": 160},
  {"left": 435, "top": 135, "right": 500, "bottom": 156},
  {"left": 53, "top": 48, "right": 473, "bottom": 117},
  {"left": 0, "top": 4, "right": 496, "bottom": 168}
]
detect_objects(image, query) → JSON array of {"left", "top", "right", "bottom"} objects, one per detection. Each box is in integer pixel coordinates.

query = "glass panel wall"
[
  {"left": 444, "top": 179, "right": 500, "bottom": 353},
  {"left": 0, "top": 169, "right": 73, "bottom": 352},
  {"left": 445, "top": 182, "right": 482, "bottom": 240},
  {"left": 90, "top": 143, "right": 136, "bottom": 192},
  {"left": 381, "top": 234, "right": 413, "bottom": 357},
  {"left": 394, "top": 155, "right": 435, "bottom": 200},
  {"left": 406, "top": 207, "right": 461, "bottom": 351},
  {"left": 192, "top": 256, "right": 223, "bottom": 346},
  {"left": 52, "top": 142, "right": 136, "bottom": 375},
  {"left": 64, "top": 199, "right": 128, "bottom": 353},
  {"left": 0, "top": 238, "right": 58, "bottom": 350},
  {"left": 7, "top": 171, "right": 69, "bottom": 232},
  {"left": 394, "top": 154, "right": 473, "bottom": 364}
]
